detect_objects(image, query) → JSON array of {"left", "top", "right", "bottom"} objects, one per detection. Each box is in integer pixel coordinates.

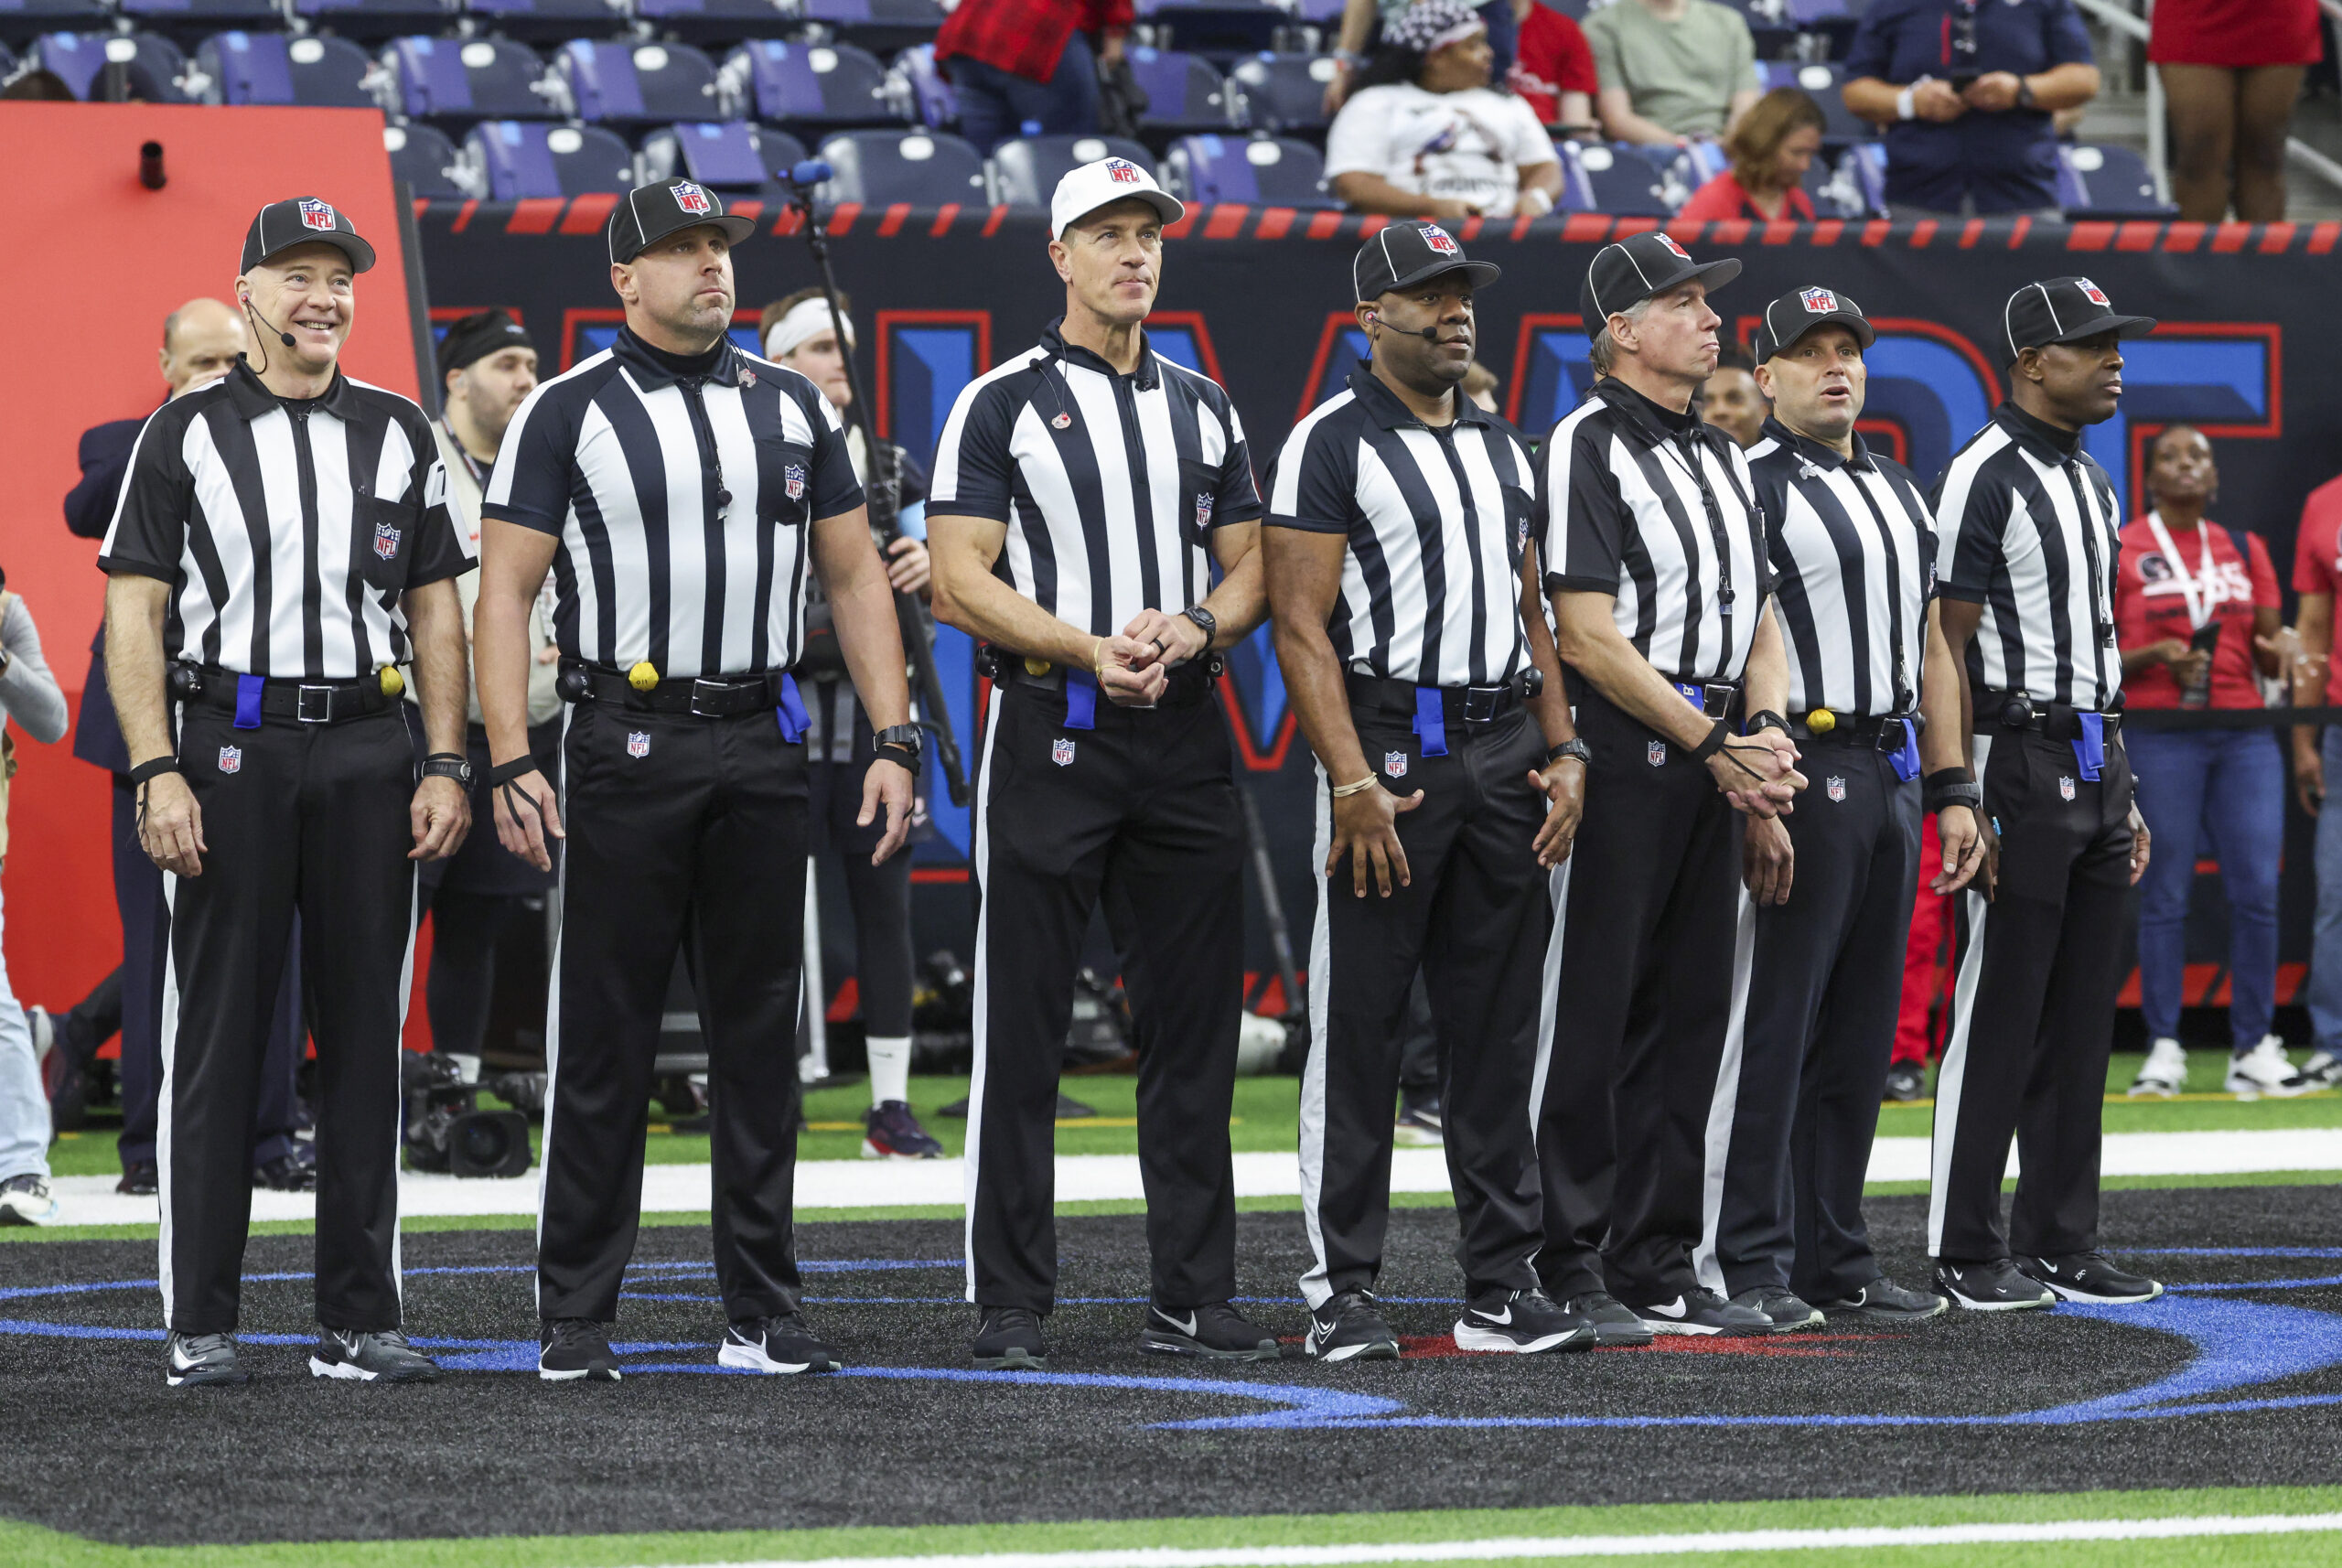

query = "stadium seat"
[
  {"left": 719, "top": 38, "right": 894, "bottom": 127},
  {"left": 1226, "top": 52, "right": 1333, "bottom": 133},
  {"left": 1804, "top": 145, "right": 1878, "bottom": 218},
  {"left": 1759, "top": 60, "right": 1869, "bottom": 140},
  {"left": 886, "top": 42, "right": 954, "bottom": 128},
  {"left": 1164, "top": 133, "right": 1333, "bottom": 207},
  {"left": 1721, "top": 0, "right": 1798, "bottom": 53},
  {"left": 197, "top": 32, "right": 378, "bottom": 108},
  {"left": 817, "top": 128, "right": 987, "bottom": 205},
  {"left": 1136, "top": 0, "right": 1285, "bottom": 55},
  {"left": 0, "top": 0, "right": 109, "bottom": 37},
  {"left": 385, "top": 36, "right": 558, "bottom": 121},
  {"left": 1124, "top": 47, "right": 1235, "bottom": 134},
  {"left": 34, "top": 31, "right": 191, "bottom": 101},
  {"left": 639, "top": 120, "right": 808, "bottom": 197},
  {"left": 799, "top": 0, "right": 945, "bottom": 53},
  {"left": 465, "top": 119, "right": 636, "bottom": 199},
  {"left": 384, "top": 120, "right": 468, "bottom": 197},
  {"left": 120, "top": 0, "right": 283, "bottom": 31},
  {"left": 0, "top": 41, "right": 14, "bottom": 76},
  {"left": 2058, "top": 144, "right": 2176, "bottom": 217},
  {"left": 291, "top": 0, "right": 460, "bottom": 44},
  {"left": 1284, "top": 0, "right": 1346, "bottom": 24},
  {"left": 989, "top": 134, "right": 1154, "bottom": 208},
  {"left": 557, "top": 39, "right": 722, "bottom": 125},
  {"left": 1557, "top": 140, "right": 1671, "bottom": 216},
  {"left": 465, "top": 0, "right": 628, "bottom": 42},
  {"left": 1846, "top": 140, "right": 1887, "bottom": 213}
]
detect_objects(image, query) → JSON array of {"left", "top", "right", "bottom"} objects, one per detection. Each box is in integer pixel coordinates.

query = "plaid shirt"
[{"left": 934, "top": 0, "right": 1133, "bottom": 82}]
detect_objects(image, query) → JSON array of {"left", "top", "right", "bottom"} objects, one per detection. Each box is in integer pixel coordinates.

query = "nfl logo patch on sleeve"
[
  {"left": 628, "top": 731, "right": 651, "bottom": 758},
  {"left": 374, "top": 519, "right": 401, "bottom": 561},
  {"left": 218, "top": 745, "right": 242, "bottom": 774},
  {"left": 785, "top": 464, "right": 807, "bottom": 501}
]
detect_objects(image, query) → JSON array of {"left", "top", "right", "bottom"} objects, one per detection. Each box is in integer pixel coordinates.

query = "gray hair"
[{"left": 1587, "top": 297, "right": 1655, "bottom": 376}]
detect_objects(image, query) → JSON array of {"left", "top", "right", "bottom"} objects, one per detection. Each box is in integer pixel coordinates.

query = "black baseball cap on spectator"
[
  {"left": 437, "top": 309, "right": 538, "bottom": 380},
  {"left": 1751, "top": 285, "right": 1875, "bottom": 361},
  {"left": 1579, "top": 231, "right": 1739, "bottom": 328},
  {"left": 2003, "top": 276, "right": 2155, "bottom": 360},
  {"left": 241, "top": 198, "right": 376, "bottom": 275},
  {"left": 1353, "top": 219, "right": 1501, "bottom": 301},
  {"left": 608, "top": 179, "right": 756, "bottom": 264}
]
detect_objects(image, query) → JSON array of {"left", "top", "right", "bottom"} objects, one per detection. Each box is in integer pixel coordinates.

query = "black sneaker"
[
  {"left": 1454, "top": 1287, "right": 1595, "bottom": 1354},
  {"left": 719, "top": 1311, "right": 843, "bottom": 1373},
  {"left": 539, "top": 1317, "right": 621, "bottom": 1382},
  {"left": 1624, "top": 1288, "right": 1770, "bottom": 1337},
  {"left": 309, "top": 1327, "right": 440, "bottom": 1382},
  {"left": 1559, "top": 1291, "right": 1656, "bottom": 1348},
  {"left": 1139, "top": 1302, "right": 1279, "bottom": 1360},
  {"left": 1305, "top": 1289, "right": 1401, "bottom": 1362},
  {"left": 972, "top": 1305, "right": 1048, "bottom": 1369},
  {"left": 862, "top": 1101, "right": 945, "bottom": 1160},
  {"left": 1811, "top": 1276, "right": 1948, "bottom": 1322},
  {"left": 1728, "top": 1286, "right": 1824, "bottom": 1333},
  {"left": 116, "top": 1161, "right": 159, "bottom": 1196},
  {"left": 1884, "top": 1062, "right": 1926, "bottom": 1101},
  {"left": 1934, "top": 1258, "right": 2056, "bottom": 1311},
  {"left": 166, "top": 1331, "right": 247, "bottom": 1387},
  {"left": 2015, "top": 1251, "right": 2165, "bottom": 1305},
  {"left": 253, "top": 1145, "right": 318, "bottom": 1192}
]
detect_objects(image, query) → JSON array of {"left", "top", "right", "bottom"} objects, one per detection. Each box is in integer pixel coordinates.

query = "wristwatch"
[
  {"left": 1545, "top": 738, "right": 1591, "bottom": 768},
  {"left": 874, "top": 723, "right": 924, "bottom": 770},
  {"left": 1923, "top": 767, "right": 1982, "bottom": 814},
  {"left": 1179, "top": 604, "right": 1218, "bottom": 650},
  {"left": 1746, "top": 709, "right": 1791, "bottom": 737},
  {"left": 422, "top": 753, "right": 475, "bottom": 787}
]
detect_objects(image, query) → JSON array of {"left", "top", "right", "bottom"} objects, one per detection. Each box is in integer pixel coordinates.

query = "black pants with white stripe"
[
  {"left": 161, "top": 703, "right": 415, "bottom": 1335},
  {"left": 966, "top": 676, "right": 1242, "bottom": 1314},
  {"left": 1299, "top": 702, "right": 1549, "bottom": 1307},
  {"left": 1535, "top": 684, "right": 1745, "bottom": 1305},
  {"left": 1700, "top": 740, "right": 1920, "bottom": 1304},
  {"left": 1931, "top": 728, "right": 2134, "bottom": 1264},
  {"left": 536, "top": 701, "right": 811, "bottom": 1324}
]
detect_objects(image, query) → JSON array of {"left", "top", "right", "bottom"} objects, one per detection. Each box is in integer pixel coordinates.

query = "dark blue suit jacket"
[{"left": 66, "top": 414, "right": 146, "bottom": 776}]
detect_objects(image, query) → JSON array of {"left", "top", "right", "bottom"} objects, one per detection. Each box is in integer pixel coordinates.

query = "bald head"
[{"left": 161, "top": 298, "right": 247, "bottom": 399}]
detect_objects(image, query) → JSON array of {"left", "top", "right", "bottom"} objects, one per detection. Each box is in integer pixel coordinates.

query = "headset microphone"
[
  {"left": 1364, "top": 311, "right": 1447, "bottom": 344},
  {"left": 242, "top": 295, "right": 295, "bottom": 349}
]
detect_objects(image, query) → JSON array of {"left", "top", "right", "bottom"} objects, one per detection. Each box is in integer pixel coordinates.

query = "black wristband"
[
  {"left": 873, "top": 742, "right": 919, "bottom": 768},
  {"left": 128, "top": 757, "right": 182, "bottom": 786},
  {"left": 1746, "top": 709, "right": 1790, "bottom": 736},
  {"left": 1690, "top": 720, "right": 1729, "bottom": 762},
  {"left": 1923, "top": 767, "right": 1973, "bottom": 792},
  {"left": 425, "top": 751, "right": 467, "bottom": 763},
  {"left": 487, "top": 757, "right": 540, "bottom": 788}
]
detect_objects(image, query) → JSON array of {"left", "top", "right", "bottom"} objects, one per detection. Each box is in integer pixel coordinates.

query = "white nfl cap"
[{"left": 1049, "top": 156, "right": 1184, "bottom": 238}]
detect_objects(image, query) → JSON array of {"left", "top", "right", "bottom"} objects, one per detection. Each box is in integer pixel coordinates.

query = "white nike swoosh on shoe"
[
  {"left": 1473, "top": 1305, "right": 1513, "bottom": 1325},
  {"left": 1159, "top": 1310, "right": 1198, "bottom": 1337},
  {"left": 1643, "top": 1296, "right": 1689, "bottom": 1318}
]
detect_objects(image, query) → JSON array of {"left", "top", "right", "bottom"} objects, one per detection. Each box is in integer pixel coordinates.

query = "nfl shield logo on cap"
[
  {"left": 1800, "top": 287, "right": 1839, "bottom": 314},
  {"left": 297, "top": 199, "right": 337, "bottom": 231},
  {"left": 2079, "top": 278, "right": 2110, "bottom": 306},
  {"left": 1657, "top": 233, "right": 1691, "bottom": 261},
  {"left": 218, "top": 746, "right": 242, "bottom": 775},
  {"left": 1106, "top": 159, "right": 1141, "bottom": 184},
  {"left": 672, "top": 181, "right": 713, "bottom": 215},
  {"left": 1422, "top": 224, "right": 1459, "bottom": 255}
]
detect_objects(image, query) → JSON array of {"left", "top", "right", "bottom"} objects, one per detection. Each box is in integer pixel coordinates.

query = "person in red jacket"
[
  {"left": 935, "top": 0, "right": 1132, "bottom": 154},
  {"left": 1677, "top": 87, "right": 1824, "bottom": 222},
  {"left": 1510, "top": 0, "right": 1598, "bottom": 129}
]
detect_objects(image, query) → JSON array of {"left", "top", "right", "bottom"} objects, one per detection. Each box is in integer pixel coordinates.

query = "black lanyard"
[{"left": 1667, "top": 429, "right": 1738, "bottom": 620}]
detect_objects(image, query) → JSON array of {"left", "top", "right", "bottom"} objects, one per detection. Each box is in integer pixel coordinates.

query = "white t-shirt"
[{"left": 1324, "top": 83, "right": 1560, "bottom": 217}]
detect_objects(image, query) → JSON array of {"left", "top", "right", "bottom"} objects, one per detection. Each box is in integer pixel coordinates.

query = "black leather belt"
[
  {"left": 1345, "top": 671, "right": 1536, "bottom": 725},
  {"left": 173, "top": 667, "right": 392, "bottom": 725},
  {"left": 1975, "top": 693, "right": 2122, "bottom": 741},
  {"left": 1792, "top": 712, "right": 1921, "bottom": 750},
  {"left": 562, "top": 660, "right": 790, "bottom": 717}
]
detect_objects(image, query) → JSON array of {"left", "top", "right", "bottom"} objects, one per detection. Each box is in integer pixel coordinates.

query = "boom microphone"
[{"left": 242, "top": 296, "right": 295, "bottom": 349}]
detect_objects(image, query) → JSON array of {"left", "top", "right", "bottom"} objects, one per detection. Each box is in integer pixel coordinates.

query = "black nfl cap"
[
  {"left": 608, "top": 179, "right": 757, "bottom": 264},
  {"left": 437, "top": 308, "right": 537, "bottom": 379},
  {"left": 1751, "top": 285, "right": 1875, "bottom": 361},
  {"left": 1579, "top": 231, "right": 1739, "bottom": 328},
  {"left": 2003, "top": 276, "right": 2156, "bottom": 360},
  {"left": 242, "top": 197, "right": 376, "bottom": 275},
  {"left": 1353, "top": 220, "right": 1500, "bottom": 301}
]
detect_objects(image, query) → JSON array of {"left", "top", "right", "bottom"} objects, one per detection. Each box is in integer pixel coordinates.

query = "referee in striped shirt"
[
  {"left": 1693, "top": 286, "right": 1982, "bottom": 1332},
  {"left": 1266, "top": 220, "right": 1590, "bottom": 1360},
  {"left": 928, "top": 158, "right": 1271, "bottom": 1369},
  {"left": 101, "top": 199, "right": 472, "bottom": 1386},
  {"left": 1928, "top": 278, "right": 2160, "bottom": 1313},
  {"left": 1532, "top": 231, "right": 1804, "bottom": 1341},
  {"left": 476, "top": 180, "right": 918, "bottom": 1380}
]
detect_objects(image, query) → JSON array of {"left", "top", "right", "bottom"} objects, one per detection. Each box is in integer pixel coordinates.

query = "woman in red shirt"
[
  {"left": 1676, "top": 87, "right": 1822, "bottom": 222},
  {"left": 2113, "top": 425, "right": 2303, "bottom": 1098},
  {"left": 1509, "top": 0, "right": 1598, "bottom": 130},
  {"left": 2150, "top": 0, "right": 2323, "bottom": 222}
]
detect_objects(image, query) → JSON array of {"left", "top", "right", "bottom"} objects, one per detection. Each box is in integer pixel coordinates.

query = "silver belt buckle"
[
  {"left": 1461, "top": 685, "right": 1504, "bottom": 723},
  {"left": 689, "top": 678, "right": 729, "bottom": 717},
  {"left": 295, "top": 685, "right": 335, "bottom": 724}
]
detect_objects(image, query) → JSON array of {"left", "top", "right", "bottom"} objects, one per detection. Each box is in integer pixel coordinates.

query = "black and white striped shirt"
[
  {"left": 1538, "top": 378, "right": 1769, "bottom": 684},
  {"left": 1264, "top": 364, "right": 1534, "bottom": 687},
  {"left": 927, "top": 319, "right": 1262, "bottom": 636},
  {"left": 1746, "top": 419, "right": 1937, "bottom": 718},
  {"left": 1932, "top": 402, "right": 2123, "bottom": 712},
  {"left": 99, "top": 360, "right": 467, "bottom": 679},
  {"left": 483, "top": 327, "right": 861, "bottom": 680}
]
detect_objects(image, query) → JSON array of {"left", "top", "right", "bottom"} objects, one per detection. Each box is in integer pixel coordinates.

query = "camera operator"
[{"left": 761, "top": 289, "right": 944, "bottom": 1161}]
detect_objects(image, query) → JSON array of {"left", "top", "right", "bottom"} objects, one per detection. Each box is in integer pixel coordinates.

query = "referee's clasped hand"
[
  {"left": 137, "top": 772, "right": 207, "bottom": 878},
  {"left": 492, "top": 768, "right": 566, "bottom": 872},
  {"left": 1708, "top": 731, "right": 1806, "bottom": 820},
  {"left": 1329, "top": 781, "right": 1423, "bottom": 898},
  {"left": 1120, "top": 608, "right": 1208, "bottom": 671},
  {"left": 410, "top": 775, "right": 472, "bottom": 863},
  {"left": 1094, "top": 633, "right": 1170, "bottom": 706},
  {"left": 858, "top": 755, "right": 917, "bottom": 865}
]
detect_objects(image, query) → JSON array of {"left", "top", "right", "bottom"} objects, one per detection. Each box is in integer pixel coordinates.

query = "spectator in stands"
[
  {"left": 2152, "top": 0, "right": 2323, "bottom": 223},
  {"left": 0, "top": 579, "right": 70, "bottom": 1225},
  {"left": 1842, "top": 0, "right": 2100, "bottom": 218},
  {"left": 1584, "top": 0, "right": 1760, "bottom": 146},
  {"left": 1327, "top": 0, "right": 1563, "bottom": 220},
  {"left": 1696, "top": 345, "right": 1765, "bottom": 448},
  {"left": 2287, "top": 465, "right": 2342, "bottom": 1090},
  {"left": 1510, "top": 0, "right": 1597, "bottom": 132},
  {"left": 1677, "top": 88, "right": 1825, "bottom": 222},
  {"left": 934, "top": 0, "right": 1130, "bottom": 155},
  {"left": 1326, "top": 0, "right": 1521, "bottom": 115},
  {"left": 2116, "top": 427, "right": 2307, "bottom": 1100}
]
